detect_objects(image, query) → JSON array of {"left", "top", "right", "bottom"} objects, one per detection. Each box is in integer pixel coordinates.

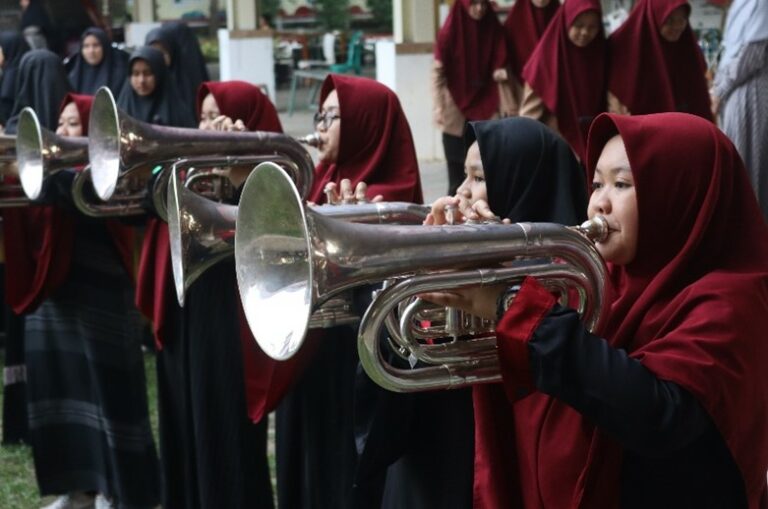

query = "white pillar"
[
  {"left": 125, "top": 0, "right": 159, "bottom": 48},
  {"left": 377, "top": 0, "right": 441, "bottom": 161},
  {"left": 219, "top": 0, "right": 276, "bottom": 102}
]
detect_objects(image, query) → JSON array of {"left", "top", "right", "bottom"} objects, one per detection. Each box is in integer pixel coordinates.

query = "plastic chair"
[
  {"left": 287, "top": 31, "right": 365, "bottom": 115},
  {"left": 329, "top": 31, "right": 363, "bottom": 75}
]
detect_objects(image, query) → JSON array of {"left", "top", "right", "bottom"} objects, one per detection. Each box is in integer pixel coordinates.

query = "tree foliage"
[
  {"left": 316, "top": 0, "right": 350, "bottom": 30},
  {"left": 368, "top": 0, "right": 392, "bottom": 32}
]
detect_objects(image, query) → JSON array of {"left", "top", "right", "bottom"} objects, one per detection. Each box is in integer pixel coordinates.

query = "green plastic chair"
[
  {"left": 287, "top": 31, "right": 365, "bottom": 115},
  {"left": 329, "top": 31, "right": 364, "bottom": 75}
]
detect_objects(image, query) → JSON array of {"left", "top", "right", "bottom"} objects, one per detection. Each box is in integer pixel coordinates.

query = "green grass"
[
  {"left": 1, "top": 350, "right": 276, "bottom": 507},
  {"left": 0, "top": 351, "right": 160, "bottom": 508}
]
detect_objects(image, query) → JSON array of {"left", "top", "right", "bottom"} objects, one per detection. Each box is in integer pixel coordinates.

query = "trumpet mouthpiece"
[
  {"left": 297, "top": 133, "right": 322, "bottom": 148},
  {"left": 577, "top": 216, "right": 609, "bottom": 243}
]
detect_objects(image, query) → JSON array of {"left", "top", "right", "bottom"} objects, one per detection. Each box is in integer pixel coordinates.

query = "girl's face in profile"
[
  {"left": 457, "top": 141, "right": 488, "bottom": 205},
  {"left": 588, "top": 135, "right": 639, "bottom": 265},
  {"left": 198, "top": 93, "right": 220, "bottom": 130},
  {"left": 315, "top": 89, "right": 341, "bottom": 164}
]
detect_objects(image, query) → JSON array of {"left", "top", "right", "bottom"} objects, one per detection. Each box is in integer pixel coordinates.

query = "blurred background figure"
[
  {"left": 0, "top": 31, "right": 30, "bottom": 132},
  {"left": 607, "top": 0, "right": 712, "bottom": 120},
  {"left": 116, "top": 46, "right": 195, "bottom": 128},
  {"left": 520, "top": 0, "right": 607, "bottom": 161},
  {"left": 432, "top": 0, "right": 513, "bottom": 196},
  {"left": 66, "top": 27, "right": 128, "bottom": 95},
  {"left": 713, "top": 0, "right": 768, "bottom": 220},
  {"left": 503, "top": 0, "right": 561, "bottom": 113},
  {"left": 19, "top": 0, "right": 59, "bottom": 53},
  {"left": 145, "top": 22, "right": 210, "bottom": 123}
]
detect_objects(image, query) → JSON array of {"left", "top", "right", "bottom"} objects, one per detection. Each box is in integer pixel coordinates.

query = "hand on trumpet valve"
[
  {"left": 424, "top": 197, "right": 507, "bottom": 225},
  {"left": 209, "top": 115, "right": 247, "bottom": 132},
  {"left": 323, "top": 179, "right": 384, "bottom": 205},
  {"left": 419, "top": 283, "right": 509, "bottom": 322}
]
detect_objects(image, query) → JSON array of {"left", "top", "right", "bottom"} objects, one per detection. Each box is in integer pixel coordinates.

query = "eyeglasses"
[{"left": 313, "top": 110, "right": 340, "bottom": 130}]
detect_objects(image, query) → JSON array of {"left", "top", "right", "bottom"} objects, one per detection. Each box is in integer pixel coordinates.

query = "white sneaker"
[
  {"left": 41, "top": 493, "right": 95, "bottom": 509},
  {"left": 94, "top": 494, "right": 114, "bottom": 509}
]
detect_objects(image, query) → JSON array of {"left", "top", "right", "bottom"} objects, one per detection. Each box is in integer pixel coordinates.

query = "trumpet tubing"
[
  {"left": 169, "top": 160, "right": 430, "bottom": 307},
  {"left": 87, "top": 87, "right": 316, "bottom": 218},
  {"left": 234, "top": 162, "right": 608, "bottom": 393}
]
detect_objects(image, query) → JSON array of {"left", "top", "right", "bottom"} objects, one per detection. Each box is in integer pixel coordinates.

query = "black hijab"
[
  {"left": 67, "top": 27, "right": 128, "bottom": 95},
  {"left": 465, "top": 116, "right": 588, "bottom": 224},
  {"left": 145, "top": 22, "right": 208, "bottom": 116},
  {"left": 4, "top": 48, "right": 70, "bottom": 134},
  {"left": 19, "top": 0, "right": 59, "bottom": 53},
  {"left": 116, "top": 46, "right": 195, "bottom": 128},
  {"left": 0, "top": 31, "right": 31, "bottom": 124}
]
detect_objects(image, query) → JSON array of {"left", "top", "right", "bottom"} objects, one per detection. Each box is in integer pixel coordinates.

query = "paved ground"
[{"left": 272, "top": 84, "right": 449, "bottom": 205}]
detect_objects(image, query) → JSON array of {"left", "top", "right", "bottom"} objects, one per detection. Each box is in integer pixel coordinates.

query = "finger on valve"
[
  {"left": 324, "top": 182, "right": 338, "bottom": 204},
  {"left": 354, "top": 181, "right": 369, "bottom": 203},
  {"left": 427, "top": 196, "right": 461, "bottom": 225},
  {"left": 340, "top": 178, "right": 354, "bottom": 204}
]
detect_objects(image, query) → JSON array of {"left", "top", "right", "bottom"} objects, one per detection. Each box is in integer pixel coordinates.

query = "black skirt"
[
  {"left": 24, "top": 223, "right": 160, "bottom": 508},
  {"left": 156, "top": 259, "right": 273, "bottom": 509}
]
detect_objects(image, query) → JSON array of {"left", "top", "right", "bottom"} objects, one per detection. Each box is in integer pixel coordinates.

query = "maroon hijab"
[
  {"left": 196, "top": 80, "right": 283, "bottom": 133},
  {"left": 434, "top": 0, "right": 508, "bottom": 120},
  {"left": 504, "top": 0, "right": 561, "bottom": 80},
  {"left": 3, "top": 93, "right": 134, "bottom": 315},
  {"left": 309, "top": 74, "right": 423, "bottom": 205},
  {"left": 475, "top": 112, "right": 768, "bottom": 507},
  {"left": 608, "top": 0, "right": 712, "bottom": 119},
  {"left": 522, "top": 0, "right": 606, "bottom": 160}
]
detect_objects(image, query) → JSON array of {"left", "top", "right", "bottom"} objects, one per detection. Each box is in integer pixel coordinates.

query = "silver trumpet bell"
[
  {"left": 16, "top": 107, "right": 88, "bottom": 200},
  {"left": 88, "top": 87, "right": 316, "bottom": 216},
  {"left": 171, "top": 159, "right": 430, "bottom": 308},
  {"left": 235, "top": 163, "right": 609, "bottom": 391}
]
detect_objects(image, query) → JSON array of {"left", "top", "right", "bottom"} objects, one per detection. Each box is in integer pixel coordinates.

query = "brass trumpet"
[
  {"left": 235, "top": 163, "right": 608, "bottom": 393},
  {"left": 87, "top": 87, "right": 316, "bottom": 217},
  {"left": 168, "top": 161, "right": 430, "bottom": 306}
]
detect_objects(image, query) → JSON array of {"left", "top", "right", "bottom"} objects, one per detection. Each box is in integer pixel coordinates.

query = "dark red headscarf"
[
  {"left": 504, "top": 0, "right": 561, "bottom": 80},
  {"left": 309, "top": 74, "right": 423, "bottom": 205},
  {"left": 474, "top": 112, "right": 768, "bottom": 507},
  {"left": 3, "top": 93, "right": 134, "bottom": 315},
  {"left": 434, "top": 0, "right": 508, "bottom": 120},
  {"left": 196, "top": 80, "right": 283, "bottom": 133},
  {"left": 522, "top": 0, "right": 606, "bottom": 161},
  {"left": 608, "top": 0, "right": 712, "bottom": 120},
  {"left": 136, "top": 81, "right": 284, "bottom": 350}
]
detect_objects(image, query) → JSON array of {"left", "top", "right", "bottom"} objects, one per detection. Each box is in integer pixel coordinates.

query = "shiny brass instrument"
[
  {"left": 16, "top": 108, "right": 88, "bottom": 199},
  {"left": 235, "top": 162, "right": 609, "bottom": 393},
  {"left": 87, "top": 87, "right": 316, "bottom": 217},
  {"left": 0, "top": 135, "right": 32, "bottom": 207},
  {"left": 168, "top": 162, "right": 430, "bottom": 306}
]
